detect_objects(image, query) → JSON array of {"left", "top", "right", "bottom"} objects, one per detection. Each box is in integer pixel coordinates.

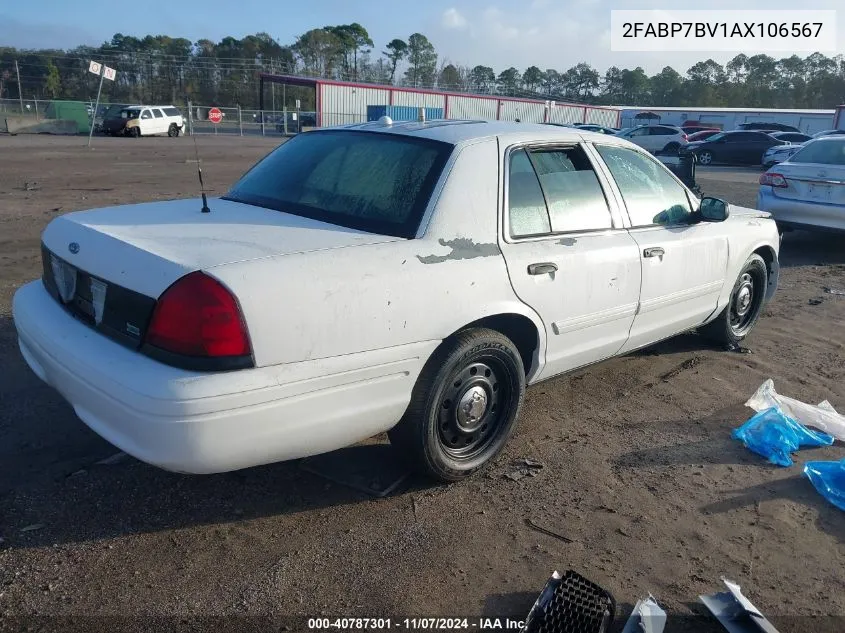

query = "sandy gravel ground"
[{"left": 0, "top": 136, "right": 843, "bottom": 633}]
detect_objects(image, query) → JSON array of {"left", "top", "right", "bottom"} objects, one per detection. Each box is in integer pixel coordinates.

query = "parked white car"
[
  {"left": 615, "top": 124, "right": 688, "bottom": 154},
  {"left": 101, "top": 105, "right": 185, "bottom": 137},
  {"left": 13, "top": 121, "right": 780, "bottom": 482}
]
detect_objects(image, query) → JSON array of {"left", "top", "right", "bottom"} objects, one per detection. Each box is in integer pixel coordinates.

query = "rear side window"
[
  {"left": 596, "top": 145, "right": 691, "bottom": 227},
  {"left": 508, "top": 150, "right": 550, "bottom": 237},
  {"left": 507, "top": 145, "right": 612, "bottom": 238},
  {"left": 529, "top": 148, "right": 612, "bottom": 233},
  {"left": 224, "top": 131, "right": 452, "bottom": 239},
  {"left": 651, "top": 126, "right": 675, "bottom": 135}
]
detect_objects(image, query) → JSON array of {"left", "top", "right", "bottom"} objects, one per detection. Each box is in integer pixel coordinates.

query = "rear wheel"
[
  {"left": 662, "top": 142, "right": 680, "bottom": 154},
  {"left": 701, "top": 254, "right": 767, "bottom": 346},
  {"left": 697, "top": 150, "right": 713, "bottom": 166},
  {"left": 389, "top": 328, "right": 526, "bottom": 482},
  {"left": 168, "top": 123, "right": 180, "bottom": 137}
]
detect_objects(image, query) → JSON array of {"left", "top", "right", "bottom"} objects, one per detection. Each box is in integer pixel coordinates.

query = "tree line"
[{"left": 1, "top": 25, "right": 844, "bottom": 111}]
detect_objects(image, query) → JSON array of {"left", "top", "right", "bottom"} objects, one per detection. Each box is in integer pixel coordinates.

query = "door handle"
[
  {"left": 643, "top": 247, "right": 665, "bottom": 258},
  {"left": 527, "top": 262, "right": 558, "bottom": 275}
]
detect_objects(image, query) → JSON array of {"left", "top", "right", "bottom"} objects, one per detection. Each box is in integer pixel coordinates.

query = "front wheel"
[
  {"left": 701, "top": 254, "right": 768, "bottom": 346},
  {"left": 697, "top": 150, "right": 713, "bottom": 166},
  {"left": 389, "top": 328, "right": 526, "bottom": 482},
  {"left": 130, "top": 127, "right": 141, "bottom": 138},
  {"left": 168, "top": 123, "right": 180, "bottom": 137}
]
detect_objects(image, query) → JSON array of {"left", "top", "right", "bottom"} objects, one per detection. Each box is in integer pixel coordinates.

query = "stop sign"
[{"left": 208, "top": 107, "right": 223, "bottom": 124}]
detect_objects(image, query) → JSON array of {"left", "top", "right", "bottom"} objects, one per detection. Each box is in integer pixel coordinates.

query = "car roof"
[{"left": 326, "top": 119, "right": 631, "bottom": 147}]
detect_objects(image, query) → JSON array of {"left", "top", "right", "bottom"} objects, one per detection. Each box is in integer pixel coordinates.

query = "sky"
[{"left": 1, "top": 0, "right": 842, "bottom": 75}]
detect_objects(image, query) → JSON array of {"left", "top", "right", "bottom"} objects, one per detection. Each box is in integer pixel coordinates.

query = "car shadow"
[
  {"left": 700, "top": 476, "right": 845, "bottom": 545},
  {"left": 0, "top": 315, "right": 438, "bottom": 549},
  {"left": 778, "top": 230, "right": 845, "bottom": 268}
]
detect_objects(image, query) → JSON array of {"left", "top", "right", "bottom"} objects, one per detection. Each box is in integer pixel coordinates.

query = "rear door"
[
  {"left": 592, "top": 143, "right": 729, "bottom": 352},
  {"left": 151, "top": 108, "right": 167, "bottom": 134},
  {"left": 498, "top": 142, "right": 641, "bottom": 379},
  {"left": 650, "top": 126, "right": 678, "bottom": 151},
  {"left": 746, "top": 132, "right": 779, "bottom": 164}
]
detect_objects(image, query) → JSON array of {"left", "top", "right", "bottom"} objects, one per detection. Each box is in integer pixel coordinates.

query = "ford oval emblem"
[{"left": 68, "top": 242, "right": 80, "bottom": 254}]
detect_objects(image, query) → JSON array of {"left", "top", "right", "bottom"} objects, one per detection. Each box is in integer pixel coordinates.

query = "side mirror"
[{"left": 699, "top": 196, "right": 730, "bottom": 222}]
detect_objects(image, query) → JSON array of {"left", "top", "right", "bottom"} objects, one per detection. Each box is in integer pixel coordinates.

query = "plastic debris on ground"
[
  {"left": 621, "top": 595, "right": 666, "bottom": 633},
  {"left": 700, "top": 577, "right": 780, "bottom": 633},
  {"left": 731, "top": 406, "right": 833, "bottom": 467},
  {"left": 745, "top": 379, "right": 845, "bottom": 442},
  {"left": 804, "top": 459, "right": 845, "bottom": 511},
  {"left": 520, "top": 570, "right": 615, "bottom": 633}
]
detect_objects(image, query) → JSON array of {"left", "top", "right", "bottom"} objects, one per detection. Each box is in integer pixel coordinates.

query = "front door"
[
  {"left": 592, "top": 143, "right": 729, "bottom": 353},
  {"left": 498, "top": 143, "right": 642, "bottom": 379},
  {"left": 139, "top": 109, "right": 154, "bottom": 134}
]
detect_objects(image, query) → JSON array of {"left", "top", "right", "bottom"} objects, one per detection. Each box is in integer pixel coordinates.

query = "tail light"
[
  {"left": 146, "top": 272, "right": 251, "bottom": 360},
  {"left": 681, "top": 132, "right": 688, "bottom": 140},
  {"left": 759, "top": 172, "right": 788, "bottom": 188}
]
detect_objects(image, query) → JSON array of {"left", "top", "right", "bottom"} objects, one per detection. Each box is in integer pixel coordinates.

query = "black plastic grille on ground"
[{"left": 524, "top": 570, "right": 616, "bottom": 633}]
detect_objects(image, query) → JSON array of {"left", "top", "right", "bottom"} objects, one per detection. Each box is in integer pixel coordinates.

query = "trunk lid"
[
  {"left": 769, "top": 162, "right": 845, "bottom": 205},
  {"left": 43, "top": 196, "right": 401, "bottom": 297},
  {"left": 40, "top": 197, "right": 402, "bottom": 352}
]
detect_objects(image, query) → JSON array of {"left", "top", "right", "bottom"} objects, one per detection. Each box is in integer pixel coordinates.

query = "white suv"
[
  {"left": 616, "top": 125, "right": 688, "bottom": 153},
  {"left": 103, "top": 105, "right": 185, "bottom": 138}
]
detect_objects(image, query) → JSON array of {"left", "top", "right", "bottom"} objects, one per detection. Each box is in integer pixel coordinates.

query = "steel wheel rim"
[
  {"left": 729, "top": 271, "right": 760, "bottom": 334},
  {"left": 437, "top": 357, "right": 512, "bottom": 459}
]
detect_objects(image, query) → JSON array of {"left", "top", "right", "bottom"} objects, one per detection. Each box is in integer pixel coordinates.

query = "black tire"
[
  {"left": 697, "top": 150, "right": 713, "bottom": 166},
  {"left": 662, "top": 142, "right": 680, "bottom": 154},
  {"left": 701, "top": 254, "right": 768, "bottom": 346},
  {"left": 168, "top": 123, "right": 179, "bottom": 137},
  {"left": 130, "top": 127, "right": 141, "bottom": 138},
  {"left": 388, "top": 327, "right": 526, "bottom": 482}
]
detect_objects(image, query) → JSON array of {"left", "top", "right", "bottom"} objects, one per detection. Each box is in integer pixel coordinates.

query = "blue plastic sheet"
[
  {"left": 732, "top": 406, "right": 834, "bottom": 467},
  {"left": 804, "top": 459, "right": 845, "bottom": 511}
]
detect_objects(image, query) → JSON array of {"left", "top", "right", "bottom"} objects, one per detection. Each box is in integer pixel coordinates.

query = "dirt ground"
[{"left": 1, "top": 135, "right": 844, "bottom": 633}]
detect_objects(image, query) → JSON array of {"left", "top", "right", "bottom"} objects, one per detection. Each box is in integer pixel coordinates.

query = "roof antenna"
[{"left": 191, "top": 131, "right": 211, "bottom": 213}]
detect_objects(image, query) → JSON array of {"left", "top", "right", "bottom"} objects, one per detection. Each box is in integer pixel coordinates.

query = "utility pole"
[{"left": 15, "top": 60, "right": 24, "bottom": 114}]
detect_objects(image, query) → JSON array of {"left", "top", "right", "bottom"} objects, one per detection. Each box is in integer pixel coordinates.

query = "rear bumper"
[
  {"left": 13, "top": 281, "right": 429, "bottom": 473},
  {"left": 757, "top": 188, "right": 845, "bottom": 233}
]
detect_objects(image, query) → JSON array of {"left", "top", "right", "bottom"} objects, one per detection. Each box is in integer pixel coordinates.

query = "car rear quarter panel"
[{"left": 209, "top": 138, "right": 546, "bottom": 372}]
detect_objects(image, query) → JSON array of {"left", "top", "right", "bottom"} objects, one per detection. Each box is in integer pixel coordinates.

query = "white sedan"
[{"left": 13, "top": 120, "right": 781, "bottom": 482}]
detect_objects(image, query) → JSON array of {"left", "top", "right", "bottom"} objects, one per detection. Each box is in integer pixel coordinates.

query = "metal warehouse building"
[
  {"left": 617, "top": 106, "right": 837, "bottom": 134},
  {"left": 259, "top": 74, "right": 623, "bottom": 128}
]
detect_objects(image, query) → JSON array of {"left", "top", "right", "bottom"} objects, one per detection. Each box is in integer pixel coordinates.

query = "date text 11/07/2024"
[{"left": 307, "top": 618, "right": 526, "bottom": 630}]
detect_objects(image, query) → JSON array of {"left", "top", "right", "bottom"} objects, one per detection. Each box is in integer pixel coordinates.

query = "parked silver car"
[
  {"left": 761, "top": 143, "right": 803, "bottom": 169},
  {"left": 758, "top": 136, "right": 845, "bottom": 233}
]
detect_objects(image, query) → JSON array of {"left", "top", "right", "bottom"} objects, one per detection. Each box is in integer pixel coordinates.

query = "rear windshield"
[
  {"left": 224, "top": 130, "right": 453, "bottom": 238},
  {"left": 790, "top": 140, "right": 845, "bottom": 165}
]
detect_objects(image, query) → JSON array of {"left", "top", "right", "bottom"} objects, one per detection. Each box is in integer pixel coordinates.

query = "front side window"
[
  {"left": 153, "top": 109, "right": 164, "bottom": 118},
  {"left": 141, "top": 110, "right": 152, "bottom": 120},
  {"left": 224, "top": 131, "right": 452, "bottom": 238},
  {"left": 595, "top": 144, "right": 692, "bottom": 227}
]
